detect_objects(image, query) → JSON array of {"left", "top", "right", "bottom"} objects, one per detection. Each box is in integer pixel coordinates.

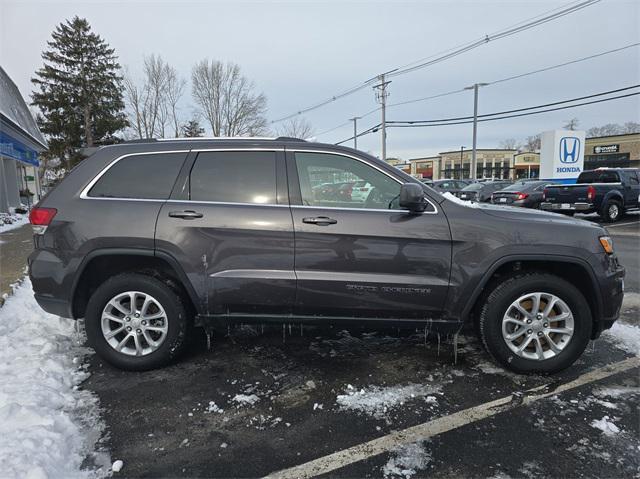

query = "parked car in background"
[
  {"left": 491, "top": 180, "right": 557, "bottom": 209},
  {"left": 351, "top": 180, "right": 374, "bottom": 202},
  {"left": 313, "top": 181, "right": 354, "bottom": 201},
  {"left": 458, "top": 180, "right": 512, "bottom": 202},
  {"left": 540, "top": 168, "right": 640, "bottom": 222},
  {"left": 429, "top": 179, "right": 469, "bottom": 195}
]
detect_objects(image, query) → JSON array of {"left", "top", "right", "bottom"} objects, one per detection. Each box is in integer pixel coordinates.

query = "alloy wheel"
[
  {"left": 100, "top": 291, "right": 169, "bottom": 356},
  {"left": 501, "top": 292, "right": 574, "bottom": 361}
]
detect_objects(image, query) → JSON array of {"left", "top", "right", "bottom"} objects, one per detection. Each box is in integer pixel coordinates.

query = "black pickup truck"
[{"left": 540, "top": 168, "right": 640, "bottom": 222}]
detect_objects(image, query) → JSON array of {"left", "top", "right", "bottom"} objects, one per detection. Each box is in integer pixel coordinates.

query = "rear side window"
[
  {"left": 577, "top": 171, "right": 620, "bottom": 184},
  {"left": 190, "top": 151, "right": 277, "bottom": 204},
  {"left": 89, "top": 152, "right": 186, "bottom": 199}
]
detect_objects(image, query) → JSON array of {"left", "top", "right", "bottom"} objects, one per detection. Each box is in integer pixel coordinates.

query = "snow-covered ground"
[
  {"left": 0, "top": 278, "right": 108, "bottom": 479},
  {"left": 0, "top": 213, "right": 29, "bottom": 234}
]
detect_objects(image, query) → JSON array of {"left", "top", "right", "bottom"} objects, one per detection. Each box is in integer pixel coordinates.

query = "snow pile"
[
  {"left": 590, "top": 416, "right": 621, "bottom": 436},
  {"left": 0, "top": 213, "right": 29, "bottom": 233},
  {"left": 603, "top": 322, "right": 640, "bottom": 356},
  {"left": 382, "top": 442, "right": 431, "bottom": 479},
  {"left": 336, "top": 383, "right": 441, "bottom": 419},
  {"left": 0, "top": 278, "right": 106, "bottom": 478},
  {"left": 232, "top": 394, "right": 260, "bottom": 407},
  {"left": 442, "top": 191, "right": 481, "bottom": 208}
]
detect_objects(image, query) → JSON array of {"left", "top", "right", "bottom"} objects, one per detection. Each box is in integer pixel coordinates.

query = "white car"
[{"left": 351, "top": 181, "right": 374, "bottom": 202}]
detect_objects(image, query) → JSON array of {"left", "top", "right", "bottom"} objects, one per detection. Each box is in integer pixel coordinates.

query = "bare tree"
[
  {"left": 524, "top": 134, "right": 541, "bottom": 152},
  {"left": 123, "top": 55, "right": 185, "bottom": 139},
  {"left": 563, "top": 117, "right": 580, "bottom": 131},
  {"left": 623, "top": 121, "right": 640, "bottom": 134},
  {"left": 192, "top": 59, "right": 267, "bottom": 136},
  {"left": 499, "top": 138, "right": 519, "bottom": 150},
  {"left": 277, "top": 117, "right": 315, "bottom": 139}
]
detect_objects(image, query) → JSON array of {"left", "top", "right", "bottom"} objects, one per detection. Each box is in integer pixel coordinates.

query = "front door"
[
  {"left": 155, "top": 149, "right": 295, "bottom": 317},
  {"left": 287, "top": 150, "right": 451, "bottom": 320}
]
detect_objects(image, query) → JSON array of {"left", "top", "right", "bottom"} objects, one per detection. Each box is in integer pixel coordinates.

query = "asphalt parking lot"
[{"left": 82, "top": 212, "right": 640, "bottom": 478}]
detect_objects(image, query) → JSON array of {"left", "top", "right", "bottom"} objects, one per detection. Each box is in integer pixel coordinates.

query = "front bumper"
[
  {"left": 591, "top": 253, "right": 625, "bottom": 338},
  {"left": 540, "top": 202, "right": 594, "bottom": 212}
]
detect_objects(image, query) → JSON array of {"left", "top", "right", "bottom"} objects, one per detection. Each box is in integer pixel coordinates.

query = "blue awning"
[{"left": 0, "top": 129, "right": 40, "bottom": 166}]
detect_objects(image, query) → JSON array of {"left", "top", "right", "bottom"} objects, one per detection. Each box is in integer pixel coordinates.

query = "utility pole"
[
  {"left": 465, "top": 83, "right": 488, "bottom": 179},
  {"left": 459, "top": 146, "right": 465, "bottom": 180},
  {"left": 350, "top": 117, "right": 361, "bottom": 150},
  {"left": 374, "top": 73, "right": 391, "bottom": 161}
]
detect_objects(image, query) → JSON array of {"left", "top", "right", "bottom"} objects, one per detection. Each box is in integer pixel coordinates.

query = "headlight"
[{"left": 599, "top": 236, "right": 614, "bottom": 254}]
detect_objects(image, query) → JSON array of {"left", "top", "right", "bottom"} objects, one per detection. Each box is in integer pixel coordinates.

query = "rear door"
[
  {"left": 287, "top": 149, "right": 451, "bottom": 320},
  {"left": 622, "top": 171, "right": 640, "bottom": 207},
  {"left": 155, "top": 148, "right": 295, "bottom": 316}
]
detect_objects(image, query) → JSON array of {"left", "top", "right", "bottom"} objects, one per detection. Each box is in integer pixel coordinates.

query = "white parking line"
[
  {"left": 264, "top": 356, "right": 640, "bottom": 479},
  {"left": 605, "top": 221, "right": 640, "bottom": 228}
]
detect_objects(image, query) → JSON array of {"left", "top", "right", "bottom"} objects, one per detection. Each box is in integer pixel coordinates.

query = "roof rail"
[
  {"left": 122, "top": 138, "right": 158, "bottom": 143},
  {"left": 275, "top": 136, "right": 307, "bottom": 142}
]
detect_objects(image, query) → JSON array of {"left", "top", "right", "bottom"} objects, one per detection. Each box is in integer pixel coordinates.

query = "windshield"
[{"left": 462, "top": 183, "right": 484, "bottom": 191}]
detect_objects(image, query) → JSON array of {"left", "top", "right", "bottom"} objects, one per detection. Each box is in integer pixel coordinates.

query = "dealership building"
[
  {"left": 0, "top": 67, "right": 46, "bottom": 214},
  {"left": 406, "top": 132, "right": 639, "bottom": 181}
]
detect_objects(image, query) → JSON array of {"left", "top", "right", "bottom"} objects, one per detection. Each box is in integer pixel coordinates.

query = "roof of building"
[
  {"left": 0, "top": 66, "right": 47, "bottom": 149},
  {"left": 586, "top": 132, "right": 640, "bottom": 141}
]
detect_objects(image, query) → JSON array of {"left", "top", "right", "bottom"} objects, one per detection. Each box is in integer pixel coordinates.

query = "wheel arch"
[
  {"left": 71, "top": 248, "right": 201, "bottom": 319},
  {"left": 463, "top": 255, "right": 602, "bottom": 338}
]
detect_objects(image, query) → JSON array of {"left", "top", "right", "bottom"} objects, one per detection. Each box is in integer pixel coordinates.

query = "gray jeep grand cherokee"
[{"left": 28, "top": 138, "right": 625, "bottom": 373}]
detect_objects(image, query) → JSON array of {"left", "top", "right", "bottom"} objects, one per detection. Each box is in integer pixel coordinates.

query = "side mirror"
[{"left": 399, "top": 183, "right": 428, "bottom": 213}]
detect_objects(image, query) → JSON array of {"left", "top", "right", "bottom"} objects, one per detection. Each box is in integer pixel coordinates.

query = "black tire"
[
  {"left": 478, "top": 272, "right": 592, "bottom": 375},
  {"left": 85, "top": 273, "right": 190, "bottom": 371},
  {"left": 601, "top": 199, "right": 623, "bottom": 223}
]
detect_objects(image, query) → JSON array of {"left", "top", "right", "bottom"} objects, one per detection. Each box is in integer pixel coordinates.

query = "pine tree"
[
  {"left": 31, "top": 16, "right": 127, "bottom": 167},
  {"left": 181, "top": 119, "right": 205, "bottom": 137}
]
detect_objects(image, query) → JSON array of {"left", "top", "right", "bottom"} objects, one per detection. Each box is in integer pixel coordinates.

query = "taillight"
[
  {"left": 587, "top": 185, "right": 596, "bottom": 201},
  {"left": 543, "top": 188, "right": 548, "bottom": 200},
  {"left": 29, "top": 207, "right": 57, "bottom": 234},
  {"left": 516, "top": 193, "right": 529, "bottom": 200}
]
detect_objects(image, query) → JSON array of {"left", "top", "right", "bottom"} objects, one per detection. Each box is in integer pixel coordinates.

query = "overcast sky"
[{"left": 1, "top": 0, "right": 639, "bottom": 159}]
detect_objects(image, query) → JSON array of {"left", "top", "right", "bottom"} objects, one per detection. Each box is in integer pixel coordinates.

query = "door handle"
[
  {"left": 168, "top": 210, "right": 204, "bottom": 219},
  {"left": 303, "top": 216, "right": 337, "bottom": 225}
]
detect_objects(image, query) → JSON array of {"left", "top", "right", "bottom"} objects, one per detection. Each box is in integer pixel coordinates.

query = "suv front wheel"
[
  {"left": 479, "top": 273, "right": 592, "bottom": 374},
  {"left": 85, "top": 273, "right": 190, "bottom": 371}
]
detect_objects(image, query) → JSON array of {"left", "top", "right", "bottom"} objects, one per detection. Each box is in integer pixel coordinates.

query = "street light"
[{"left": 464, "top": 83, "right": 489, "bottom": 180}]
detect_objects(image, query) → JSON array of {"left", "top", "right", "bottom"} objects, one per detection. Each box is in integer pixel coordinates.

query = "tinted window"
[
  {"left": 626, "top": 171, "right": 639, "bottom": 185},
  {"left": 190, "top": 151, "right": 277, "bottom": 204},
  {"left": 89, "top": 152, "right": 186, "bottom": 199},
  {"left": 577, "top": 170, "right": 620, "bottom": 184},
  {"left": 295, "top": 152, "right": 402, "bottom": 210}
]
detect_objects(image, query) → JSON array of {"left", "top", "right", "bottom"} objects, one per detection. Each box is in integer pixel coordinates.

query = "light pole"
[
  {"left": 374, "top": 73, "right": 392, "bottom": 161},
  {"left": 459, "top": 146, "right": 465, "bottom": 179},
  {"left": 350, "top": 117, "right": 361, "bottom": 150},
  {"left": 464, "top": 83, "right": 488, "bottom": 179}
]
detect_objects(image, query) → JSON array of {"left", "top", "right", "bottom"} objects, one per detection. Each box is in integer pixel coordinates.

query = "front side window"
[
  {"left": 294, "top": 152, "right": 401, "bottom": 209},
  {"left": 190, "top": 151, "right": 277, "bottom": 204},
  {"left": 89, "top": 152, "right": 186, "bottom": 199}
]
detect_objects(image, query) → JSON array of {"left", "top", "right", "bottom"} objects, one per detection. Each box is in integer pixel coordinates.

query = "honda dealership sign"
[{"left": 540, "top": 130, "right": 586, "bottom": 182}]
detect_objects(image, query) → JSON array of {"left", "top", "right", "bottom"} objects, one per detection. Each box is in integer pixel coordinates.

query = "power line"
[
  {"left": 385, "top": 43, "right": 640, "bottom": 111},
  {"left": 337, "top": 88, "right": 639, "bottom": 143},
  {"left": 270, "top": 0, "right": 600, "bottom": 124},
  {"left": 387, "top": 85, "right": 640, "bottom": 124},
  {"left": 390, "top": 91, "right": 640, "bottom": 128}
]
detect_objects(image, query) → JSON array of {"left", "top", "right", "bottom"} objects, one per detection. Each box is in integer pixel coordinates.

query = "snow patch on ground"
[
  {"left": 621, "top": 292, "right": 640, "bottom": 311},
  {"left": 336, "top": 383, "right": 441, "bottom": 419},
  {"left": 591, "top": 416, "right": 621, "bottom": 436},
  {"left": 0, "top": 278, "right": 107, "bottom": 478},
  {"left": 594, "top": 386, "right": 640, "bottom": 398},
  {"left": 382, "top": 441, "right": 431, "bottom": 479},
  {"left": 0, "top": 213, "right": 29, "bottom": 233},
  {"left": 232, "top": 394, "right": 260, "bottom": 407},
  {"left": 603, "top": 322, "right": 640, "bottom": 355}
]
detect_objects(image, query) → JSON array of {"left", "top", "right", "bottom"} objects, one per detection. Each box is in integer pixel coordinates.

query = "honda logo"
[{"left": 559, "top": 137, "right": 580, "bottom": 164}]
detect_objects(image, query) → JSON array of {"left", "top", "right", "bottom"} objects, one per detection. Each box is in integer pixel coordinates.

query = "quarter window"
[
  {"left": 294, "top": 152, "right": 402, "bottom": 209},
  {"left": 89, "top": 152, "right": 186, "bottom": 199},
  {"left": 190, "top": 151, "right": 277, "bottom": 204}
]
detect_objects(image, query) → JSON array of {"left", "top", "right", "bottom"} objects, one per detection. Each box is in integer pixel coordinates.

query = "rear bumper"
[{"left": 540, "top": 202, "right": 594, "bottom": 212}]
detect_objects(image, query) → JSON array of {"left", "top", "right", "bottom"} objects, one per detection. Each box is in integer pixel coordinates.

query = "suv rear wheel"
[
  {"left": 479, "top": 273, "right": 592, "bottom": 374},
  {"left": 85, "top": 273, "right": 190, "bottom": 371}
]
